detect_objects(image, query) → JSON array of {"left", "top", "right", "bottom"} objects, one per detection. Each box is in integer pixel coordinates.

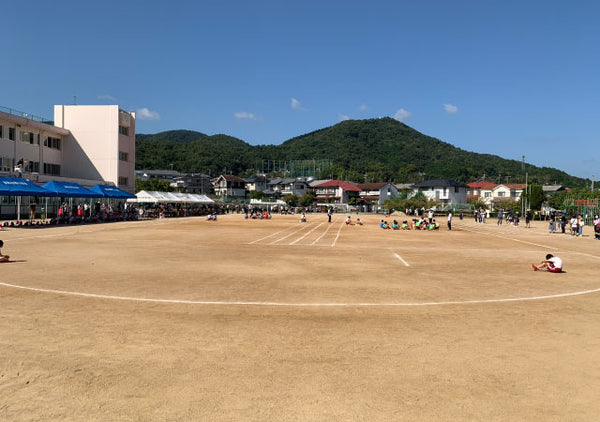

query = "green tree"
[
  {"left": 523, "top": 184, "right": 545, "bottom": 210},
  {"left": 249, "top": 190, "right": 264, "bottom": 200},
  {"left": 547, "top": 191, "right": 568, "bottom": 210},
  {"left": 467, "top": 196, "right": 488, "bottom": 210},
  {"left": 136, "top": 178, "right": 172, "bottom": 192},
  {"left": 283, "top": 194, "right": 299, "bottom": 207},
  {"left": 299, "top": 192, "right": 316, "bottom": 207}
]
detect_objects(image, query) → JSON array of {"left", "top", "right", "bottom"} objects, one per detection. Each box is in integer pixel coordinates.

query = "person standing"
[
  {"left": 428, "top": 209, "right": 434, "bottom": 224},
  {"left": 29, "top": 202, "right": 36, "bottom": 224},
  {"left": 570, "top": 215, "right": 578, "bottom": 236},
  {"left": 497, "top": 209, "right": 503, "bottom": 225},
  {"left": 447, "top": 211, "right": 453, "bottom": 231},
  {"left": 327, "top": 208, "right": 332, "bottom": 223},
  {"left": 594, "top": 215, "right": 600, "bottom": 240}
]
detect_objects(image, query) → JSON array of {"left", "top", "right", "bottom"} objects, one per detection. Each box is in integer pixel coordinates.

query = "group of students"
[
  {"left": 345, "top": 216, "right": 363, "bottom": 226},
  {"left": 378, "top": 218, "right": 440, "bottom": 231}
]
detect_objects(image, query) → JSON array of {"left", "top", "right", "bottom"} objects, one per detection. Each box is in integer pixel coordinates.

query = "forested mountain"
[{"left": 135, "top": 118, "right": 587, "bottom": 186}]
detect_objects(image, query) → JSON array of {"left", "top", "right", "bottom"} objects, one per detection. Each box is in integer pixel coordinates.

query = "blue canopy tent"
[
  {"left": 0, "top": 177, "right": 53, "bottom": 196},
  {"left": 0, "top": 177, "right": 55, "bottom": 221},
  {"left": 41, "top": 181, "right": 97, "bottom": 198},
  {"left": 41, "top": 181, "right": 98, "bottom": 222},
  {"left": 88, "top": 184, "right": 136, "bottom": 199}
]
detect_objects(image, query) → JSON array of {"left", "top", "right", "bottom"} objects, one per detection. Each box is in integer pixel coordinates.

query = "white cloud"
[
  {"left": 338, "top": 114, "right": 350, "bottom": 121},
  {"left": 136, "top": 107, "right": 160, "bottom": 120},
  {"left": 393, "top": 108, "right": 411, "bottom": 122},
  {"left": 234, "top": 111, "right": 257, "bottom": 120},
  {"left": 359, "top": 104, "right": 368, "bottom": 111},
  {"left": 291, "top": 97, "right": 307, "bottom": 111},
  {"left": 98, "top": 94, "right": 117, "bottom": 102},
  {"left": 444, "top": 103, "right": 458, "bottom": 114}
]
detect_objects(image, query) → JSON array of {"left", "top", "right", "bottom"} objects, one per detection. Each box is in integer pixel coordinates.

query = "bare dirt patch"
[{"left": 1, "top": 214, "right": 599, "bottom": 421}]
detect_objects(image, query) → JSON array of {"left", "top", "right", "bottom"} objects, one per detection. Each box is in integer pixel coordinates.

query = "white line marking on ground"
[
  {"left": 393, "top": 253, "right": 410, "bottom": 267},
  {"left": 248, "top": 227, "right": 292, "bottom": 244},
  {"left": 1, "top": 282, "right": 599, "bottom": 307},
  {"left": 311, "top": 221, "right": 335, "bottom": 245},
  {"left": 331, "top": 222, "right": 345, "bottom": 247},
  {"left": 269, "top": 224, "right": 312, "bottom": 245},
  {"left": 290, "top": 223, "right": 324, "bottom": 245},
  {"left": 460, "top": 226, "right": 559, "bottom": 250}
]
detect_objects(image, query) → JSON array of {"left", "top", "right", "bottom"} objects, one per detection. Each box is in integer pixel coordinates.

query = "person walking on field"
[
  {"left": 447, "top": 211, "right": 452, "bottom": 231},
  {"left": 532, "top": 254, "right": 563, "bottom": 273}
]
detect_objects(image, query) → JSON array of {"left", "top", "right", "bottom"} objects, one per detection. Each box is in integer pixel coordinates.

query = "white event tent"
[{"left": 128, "top": 190, "right": 215, "bottom": 204}]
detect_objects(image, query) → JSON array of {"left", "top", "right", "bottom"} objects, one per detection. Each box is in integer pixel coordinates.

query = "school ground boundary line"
[
  {"left": 460, "top": 224, "right": 600, "bottom": 260},
  {"left": 2, "top": 282, "right": 599, "bottom": 307},
  {"left": 459, "top": 225, "right": 560, "bottom": 250}
]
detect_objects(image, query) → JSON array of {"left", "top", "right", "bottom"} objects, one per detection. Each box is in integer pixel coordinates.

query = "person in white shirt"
[{"left": 532, "top": 254, "right": 563, "bottom": 273}]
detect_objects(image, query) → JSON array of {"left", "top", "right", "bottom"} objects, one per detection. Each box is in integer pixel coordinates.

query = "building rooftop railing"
[{"left": 0, "top": 106, "right": 53, "bottom": 125}]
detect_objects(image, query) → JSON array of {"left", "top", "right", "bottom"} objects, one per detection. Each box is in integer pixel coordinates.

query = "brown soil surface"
[{"left": 1, "top": 213, "right": 599, "bottom": 421}]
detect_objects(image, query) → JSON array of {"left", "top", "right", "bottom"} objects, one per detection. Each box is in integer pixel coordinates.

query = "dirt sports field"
[{"left": 1, "top": 212, "right": 599, "bottom": 421}]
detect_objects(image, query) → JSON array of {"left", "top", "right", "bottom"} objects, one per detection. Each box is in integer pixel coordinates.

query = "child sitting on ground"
[{"left": 0, "top": 240, "right": 10, "bottom": 262}]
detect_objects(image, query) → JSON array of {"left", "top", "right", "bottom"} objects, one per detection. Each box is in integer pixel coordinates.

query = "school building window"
[
  {"left": 118, "top": 126, "right": 129, "bottom": 136},
  {"left": 44, "top": 136, "right": 62, "bottom": 150},
  {"left": 0, "top": 156, "right": 13, "bottom": 172},
  {"left": 8, "top": 127, "right": 15, "bottom": 141},
  {"left": 43, "top": 163, "right": 61, "bottom": 176},
  {"left": 484, "top": 192, "right": 491, "bottom": 198},
  {"left": 26, "top": 161, "right": 40, "bottom": 172},
  {"left": 119, "top": 151, "right": 128, "bottom": 161},
  {"left": 118, "top": 177, "right": 128, "bottom": 186},
  {"left": 0, "top": 125, "right": 3, "bottom": 139},
  {"left": 498, "top": 192, "right": 505, "bottom": 197},
  {"left": 21, "top": 131, "right": 39, "bottom": 144}
]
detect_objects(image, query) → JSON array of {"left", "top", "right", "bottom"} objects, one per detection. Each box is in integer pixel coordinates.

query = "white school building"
[{"left": 0, "top": 105, "right": 135, "bottom": 193}]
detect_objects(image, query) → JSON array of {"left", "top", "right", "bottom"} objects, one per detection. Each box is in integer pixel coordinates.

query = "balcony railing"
[{"left": 0, "top": 106, "right": 53, "bottom": 124}]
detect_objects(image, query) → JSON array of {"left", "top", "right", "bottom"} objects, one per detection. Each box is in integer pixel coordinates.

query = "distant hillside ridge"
[{"left": 135, "top": 118, "right": 586, "bottom": 186}]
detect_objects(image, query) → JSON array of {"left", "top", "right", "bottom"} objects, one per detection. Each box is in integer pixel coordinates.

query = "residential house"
[
  {"left": 492, "top": 184, "right": 527, "bottom": 204},
  {"left": 411, "top": 179, "right": 467, "bottom": 206},
  {"left": 212, "top": 174, "right": 246, "bottom": 199},
  {"left": 268, "top": 177, "right": 309, "bottom": 197},
  {"left": 170, "top": 173, "right": 213, "bottom": 194},
  {"left": 542, "top": 185, "right": 564, "bottom": 195},
  {"left": 245, "top": 175, "right": 268, "bottom": 192},
  {"left": 313, "top": 180, "right": 361, "bottom": 204},
  {"left": 466, "top": 181, "right": 498, "bottom": 207},
  {"left": 357, "top": 182, "right": 399, "bottom": 211}
]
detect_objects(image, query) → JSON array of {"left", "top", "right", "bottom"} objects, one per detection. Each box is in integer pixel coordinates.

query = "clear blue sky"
[{"left": 4, "top": 0, "right": 599, "bottom": 180}]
